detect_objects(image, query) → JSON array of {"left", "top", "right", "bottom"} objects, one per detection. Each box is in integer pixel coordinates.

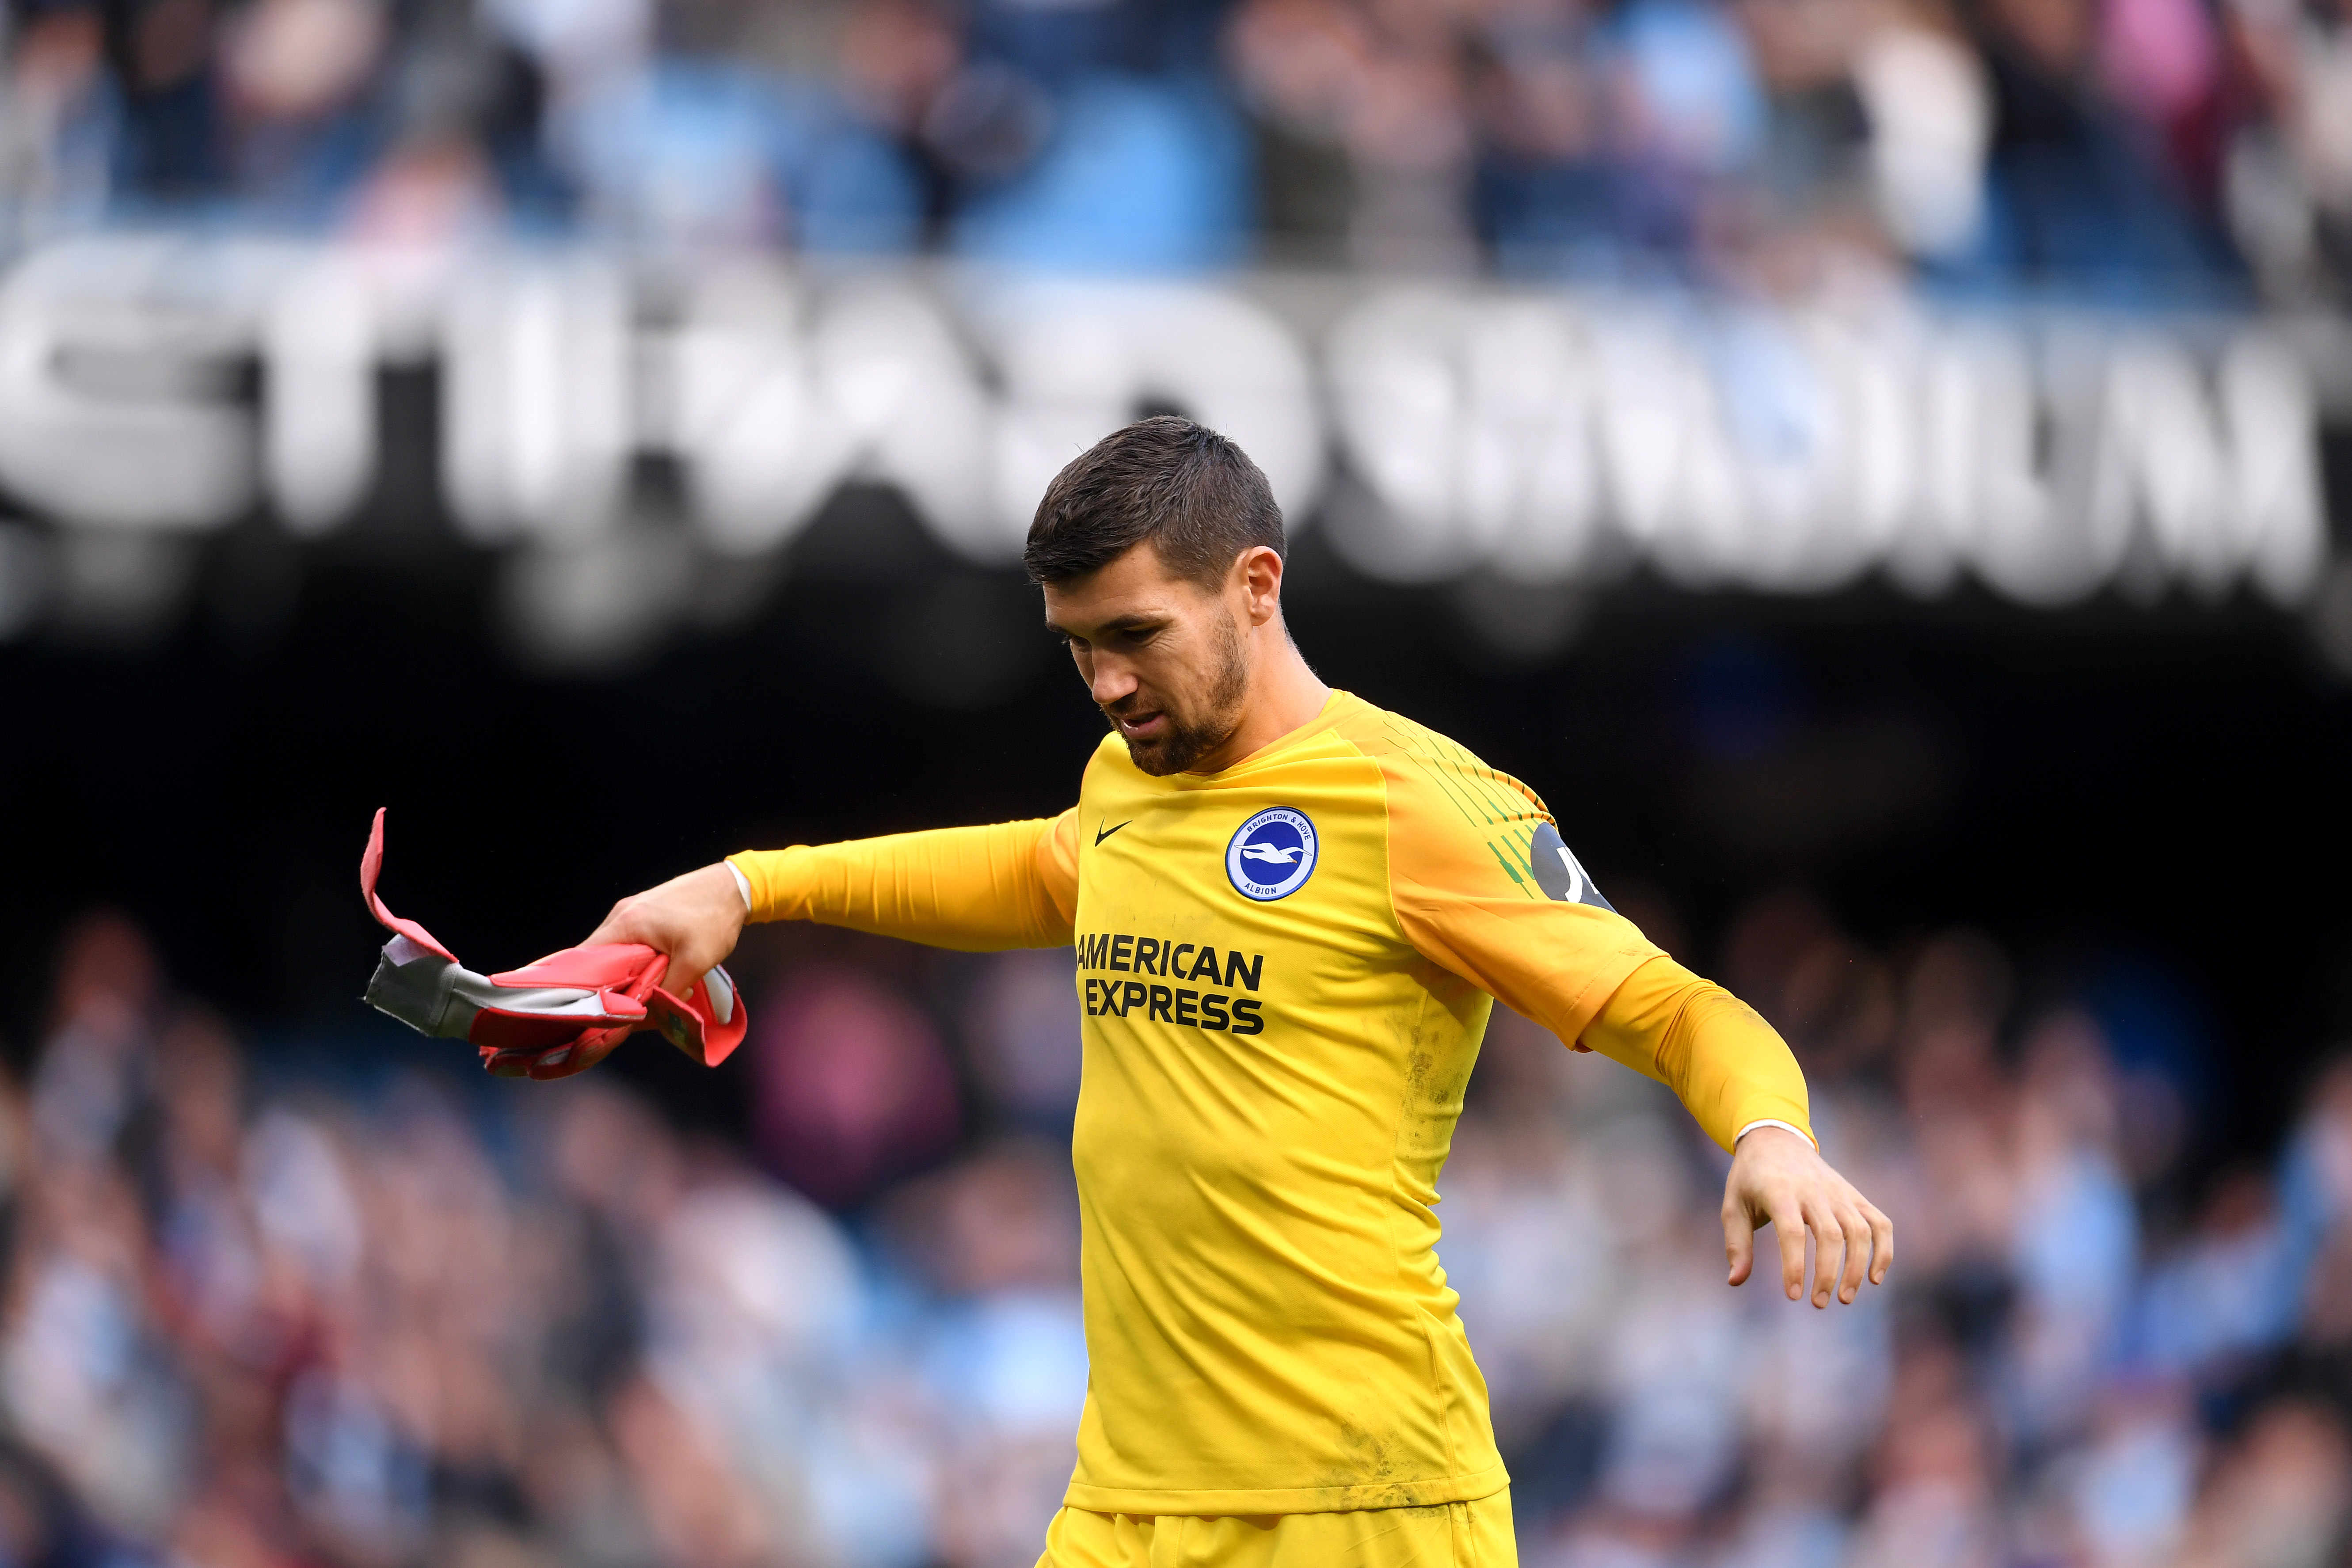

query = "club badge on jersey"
[{"left": 1226, "top": 807, "right": 1319, "bottom": 901}]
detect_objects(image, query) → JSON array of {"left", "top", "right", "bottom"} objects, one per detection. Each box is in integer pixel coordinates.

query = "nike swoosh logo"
[{"left": 1095, "top": 820, "right": 1132, "bottom": 846}]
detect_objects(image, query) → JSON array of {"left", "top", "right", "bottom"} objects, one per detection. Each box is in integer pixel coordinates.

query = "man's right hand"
[
  {"left": 485, "top": 864, "right": 749, "bottom": 1079},
  {"left": 576, "top": 863, "right": 749, "bottom": 1049}
]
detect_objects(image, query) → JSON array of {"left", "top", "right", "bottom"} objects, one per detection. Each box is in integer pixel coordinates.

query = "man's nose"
[{"left": 1090, "top": 658, "right": 1140, "bottom": 706}]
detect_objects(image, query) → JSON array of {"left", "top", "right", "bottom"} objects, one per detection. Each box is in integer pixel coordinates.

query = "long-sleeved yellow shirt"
[{"left": 732, "top": 690, "right": 1810, "bottom": 1516}]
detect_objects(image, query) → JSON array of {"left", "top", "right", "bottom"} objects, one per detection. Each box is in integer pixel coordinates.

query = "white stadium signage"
[{"left": 0, "top": 235, "right": 2330, "bottom": 657}]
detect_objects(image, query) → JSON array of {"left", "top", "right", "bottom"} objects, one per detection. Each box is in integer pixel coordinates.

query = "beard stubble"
[{"left": 1107, "top": 610, "right": 1251, "bottom": 776}]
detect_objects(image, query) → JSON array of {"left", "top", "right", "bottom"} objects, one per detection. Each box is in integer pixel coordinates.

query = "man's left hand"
[{"left": 1721, "top": 1126, "right": 1893, "bottom": 1307}]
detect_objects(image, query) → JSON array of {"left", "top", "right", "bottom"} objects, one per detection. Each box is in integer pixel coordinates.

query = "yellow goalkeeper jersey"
[{"left": 731, "top": 690, "right": 1812, "bottom": 1517}]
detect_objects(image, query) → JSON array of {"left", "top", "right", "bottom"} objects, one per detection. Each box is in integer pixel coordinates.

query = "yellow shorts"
[{"left": 1034, "top": 1490, "right": 1516, "bottom": 1568}]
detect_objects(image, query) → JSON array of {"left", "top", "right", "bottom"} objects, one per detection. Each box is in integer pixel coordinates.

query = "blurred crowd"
[
  {"left": 0, "top": 0, "right": 2348, "bottom": 302},
  {"left": 4, "top": 898, "right": 2352, "bottom": 1568}
]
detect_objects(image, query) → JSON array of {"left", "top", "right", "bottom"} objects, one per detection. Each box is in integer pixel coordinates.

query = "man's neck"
[{"left": 1187, "top": 630, "right": 1331, "bottom": 775}]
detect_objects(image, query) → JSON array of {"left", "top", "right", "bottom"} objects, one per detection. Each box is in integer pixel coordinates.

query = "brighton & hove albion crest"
[{"left": 1227, "top": 807, "right": 1318, "bottom": 901}]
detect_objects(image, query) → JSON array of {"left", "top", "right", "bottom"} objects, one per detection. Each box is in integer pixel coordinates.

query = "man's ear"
[{"left": 1236, "top": 546, "right": 1284, "bottom": 626}]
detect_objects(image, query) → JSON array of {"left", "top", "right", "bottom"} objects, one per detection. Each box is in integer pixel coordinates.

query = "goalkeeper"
[{"left": 575, "top": 416, "right": 1893, "bottom": 1568}]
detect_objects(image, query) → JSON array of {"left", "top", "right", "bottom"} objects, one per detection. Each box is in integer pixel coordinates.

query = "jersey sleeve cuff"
[
  {"left": 727, "top": 849, "right": 797, "bottom": 923},
  {"left": 1734, "top": 1118, "right": 1816, "bottom": 1150}
]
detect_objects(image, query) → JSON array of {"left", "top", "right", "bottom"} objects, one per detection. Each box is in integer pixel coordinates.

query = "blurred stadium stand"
[
  {"left": 0, "top": 0, "right": 2336, "bottom": 292},
  {"left": 4, "top": 0, "right": 2352, "bottom": 1564},
  {"left": 6, "top": 882, "right": 2352, "bottom": 1567}
]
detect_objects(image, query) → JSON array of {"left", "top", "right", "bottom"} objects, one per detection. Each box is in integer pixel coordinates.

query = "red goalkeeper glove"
[{"left": 359, "top": 808, "right": 747, "bottom": 1079}]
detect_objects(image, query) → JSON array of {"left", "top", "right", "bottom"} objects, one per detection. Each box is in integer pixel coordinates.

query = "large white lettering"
[{"left": 0, "top": 237, "right": 2325, "bottom": 662}]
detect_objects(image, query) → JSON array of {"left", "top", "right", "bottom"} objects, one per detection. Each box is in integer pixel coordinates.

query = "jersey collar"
[{"left": 1158, "top": 689, "right": 1361, "bottom": 784}]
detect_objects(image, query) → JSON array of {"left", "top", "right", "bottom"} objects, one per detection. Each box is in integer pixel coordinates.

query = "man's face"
[{"left": 1042, "top": 544, "right": 1250, "bottom": 776}]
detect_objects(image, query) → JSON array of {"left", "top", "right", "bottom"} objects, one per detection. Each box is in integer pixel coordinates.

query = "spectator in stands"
[
  {"left": 1966, "top": 0, "right": 2243, "bottom": 295},
  {"left": 8, "top": 890, "right": 2352, "bottom": 1566}
]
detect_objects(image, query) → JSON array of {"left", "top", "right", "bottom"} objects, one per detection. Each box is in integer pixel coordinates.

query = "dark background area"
[{"left": 6, "top": 471, "right": 2348, "bottom": 1184}]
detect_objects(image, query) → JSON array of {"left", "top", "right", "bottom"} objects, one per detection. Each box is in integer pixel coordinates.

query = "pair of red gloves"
[{"left": 360, "top": 810, "right": 746, "bottom": 1079}]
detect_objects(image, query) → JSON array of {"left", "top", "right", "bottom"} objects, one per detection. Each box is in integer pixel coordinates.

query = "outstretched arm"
[
  {"left": 729, "top": 815, "right": 1080, "bottom": 948},
  {"left": 1582, "top": 958, "right": 1892, "bottom": 1306},
  {"left": 571, "top": 813, "right": 1081, "bottom": 1067},
  {"left": 1362, "top": 742, "right": 1891, "bottom": 1308}
]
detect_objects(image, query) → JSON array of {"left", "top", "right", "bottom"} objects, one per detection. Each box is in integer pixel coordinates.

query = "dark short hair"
[{"left": 1024, "top": 416, "right": 1285, "bottom": 589}]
